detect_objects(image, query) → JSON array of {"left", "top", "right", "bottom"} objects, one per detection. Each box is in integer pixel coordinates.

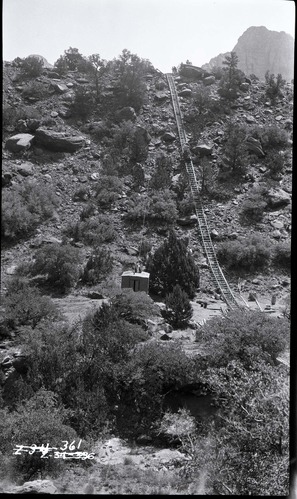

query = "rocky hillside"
[
  {"left": 1, "top": 53, "right": 292, "bottom": 307},
  {"left": 0, "top": 51, "right": 292, "bottom": 496},
  {"left": 202, "top": 26, "right": 294, "bottom": 81}
]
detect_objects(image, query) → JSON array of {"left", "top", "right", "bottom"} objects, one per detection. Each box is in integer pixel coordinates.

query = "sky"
[{"left": 2, "top": 0, "right": 295, "bottom": 72}]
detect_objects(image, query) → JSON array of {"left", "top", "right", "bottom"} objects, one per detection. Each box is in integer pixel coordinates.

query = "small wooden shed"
[{"left": 121, "top": 271, "right": 150, "bottom": 293}]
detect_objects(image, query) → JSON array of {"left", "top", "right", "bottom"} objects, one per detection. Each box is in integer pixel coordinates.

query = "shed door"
[{"left": 133, "top": 279, "right": 140, "bottom": 291}]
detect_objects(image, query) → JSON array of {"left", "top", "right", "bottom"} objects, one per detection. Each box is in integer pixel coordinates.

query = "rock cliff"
[{"left": 202, "top": 26, "right": 294, "bottom": 81}]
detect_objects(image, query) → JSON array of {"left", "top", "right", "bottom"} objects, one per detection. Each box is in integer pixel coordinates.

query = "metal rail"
[{"left": 166, "top": 73, "right": 241, "bottom": 309}]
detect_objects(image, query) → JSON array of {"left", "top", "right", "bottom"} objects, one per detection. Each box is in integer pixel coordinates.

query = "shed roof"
[{"left": 121, "top": 271, "right": 150, "bottom": 278}]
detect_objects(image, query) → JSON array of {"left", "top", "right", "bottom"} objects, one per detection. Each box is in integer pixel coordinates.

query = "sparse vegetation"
[{"left": 2, "top": 181, "right": 59, "bottom": 242}]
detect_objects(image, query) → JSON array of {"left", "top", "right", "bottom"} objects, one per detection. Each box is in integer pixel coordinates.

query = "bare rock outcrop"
[
  {"left": 34, "top": 128, "right": 86, "bottom": 152},
  {"left": 202, "top": 26, "right": 294, "bottom": 82},
  {"left": 5, "top": 133, "right": 35, "bottom": 152}
]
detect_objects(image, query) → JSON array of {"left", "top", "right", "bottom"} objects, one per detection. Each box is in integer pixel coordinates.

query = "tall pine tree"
[{"left": 146, "top": 230, "right": 199, "bottom": 298}]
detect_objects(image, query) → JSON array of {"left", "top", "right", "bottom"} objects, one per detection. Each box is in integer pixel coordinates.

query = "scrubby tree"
[
  {"left": 87, "top": 53, "right": 107, "bottom": 100},
  {"left": 21, "top": 56, "right": 44, "bottom": 77},
  {"left": 30, "top": 243, "right": 81, "bottom": 294},
  {"left": 146, "top": 230, "right": 199, "bottom": 298},
  {"left": 110, "top": 289, "right": 161, "bottom": 327},
  {"left": 65, "top": 214, "right": 117, "bottom": 246},
  {"left": 94, "top": 175, "right": 124, "bottom": 208},
  {"left": 115, "top": 341, "right": 196, "bottom": 437},
  {"left": 58, "top": 47, "right": 85, "bottom": 71},
  {"left": 3, "top": 278, "right": 60, "bottom": 330},
  {"left": 217, "top": 234, "right": 272, "bottom": 271},
  {"left": 240, "top": 187, "right": 268, "bottom": 224},
  {"left": 218, "top": 51, "right": 245, "bottom": 100},
  {"left": 163, "top": 284, "right": 193, "bottom": 329},
  {"left": 220, "top": 123, "right": 249, "bottom": 177},
  {"left": 125, "top": 189, "right": 178, "bottom": 226},
  {"left": 113, "top": 49, "right": 150, "bottom": 111},
  {"left": 81, "top": 247, "right": 114, "bottom": 285},
  {"left": 71, "top": 87, "right": 95, "bottom": 120},
  {"left": 272, "top": 241, "right": 291, "bottom": 270},
  {"left": 149, "top": 154, "right": 172, "bottom": 190},
  {"left": 2, "top": 181, "right": 59, "bottom": 242},
  {"left": 264, "top": 71, "right": 286, "bottom": 105}
]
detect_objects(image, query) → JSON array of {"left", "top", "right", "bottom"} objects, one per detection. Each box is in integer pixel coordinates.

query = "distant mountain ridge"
[{"left": 202, "top": 26, "right": 294, "bottom": 81}]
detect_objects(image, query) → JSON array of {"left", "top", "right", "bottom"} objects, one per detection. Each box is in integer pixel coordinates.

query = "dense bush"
[
  {"left": 163, "top": 284, "right": 193, "bottom": 329},
  {"left": 125, "top": 189, "right": 178, "bottom": 226},
  {"left": 110, "top": 289, "right": 161, "bottom": 327},
  {"left": 240, "top": 188, "right": 268, "bottom": 223},
  {"left": 217, "top": 234, "right": 272, "bottom": 271},
  {"left": 0, "top": 389, "right": 77, "bottom": 481},
  {"left": 189, "top": 360, "right": 289, "bottom": 495},
  {"left": 65, "top": 214, "right": 117, "bottom": 246},
  {"left": 72, "top": 185, "right": 91, "bottom": 202},
  {"left": 196, "top": 308, "right": 289, "bottom": 368},
  {"left": 21, "top": 56, "right": 44, "bottom": 77},
  {"left": 272, "top": 241, "right": 291, "bottom": 270},
  {"left": 22, "top": 81, "right": 51, "bottom": 100},
  {"left": 264, "top": 150, "right": 286, "bottom": 178},
  {"left": 81, "top": 247, "right": 114, "bottom": 285},
  {"left": 251, "top": 125, "right": 289, "bottom": 151},
  {"left": 146, "top": 230, "right": 199, "bottom": 298},
  {"left": 30, "top": 243, "right": 81, "bottom": 294},
  {"left": 2, "top": 181, "right": 59, "bottom": 241},
  {"left": 94, "top": 175, "right": 124, "bottom": 208},
  {"left": 3, "top": 278, "right": 60, "bottom": 330},
  {"left": 115, "top": 341, "right": 196, "bottom": 437}
]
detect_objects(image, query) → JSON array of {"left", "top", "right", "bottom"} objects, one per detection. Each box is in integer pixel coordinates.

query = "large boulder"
[
  {"left": 5, "top": 133, "right": 35, "bottom": 152},
  {"left": 266, "top": 188, "right": 291, "bottom": 209},
  {"left": 203, "top": 75, "right": 216, "bottom": 86},
  {"left": 34, "top": 128, "right": 85, "bottom": 152},
  {"left": 162, "top": 131, "right": 176, "bottom": 142},
  {"left": 9, "top": 479, "right": 58, "bottom": 494},
  {"left": 179, "top": 64, "right": 210, "bottom": 80},
  {"left": 16, "top": 161, "right": 34, "bottom": 177},
  {"left": 178, "top": 88, "right": 192, "bottom": 97},
  {"left": 50, "top": 82, "right": 68, "bottom": 93},
  {"left": 193, "top": 144, "right": 213, "bottom": 156},
  {"left": 154, "top": 91, "right": 169, "bottom": 102}
]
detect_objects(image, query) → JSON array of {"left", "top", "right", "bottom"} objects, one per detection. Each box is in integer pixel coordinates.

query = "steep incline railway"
[{"left": 166, "top": 73, "right": 241, "bottom": 309}]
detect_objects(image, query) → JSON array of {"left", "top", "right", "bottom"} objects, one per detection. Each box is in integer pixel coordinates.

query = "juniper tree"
[
  {"left": 218, "top": 51, "right": 245, "bottom": 100},
  {"left": 146, "top": 230, "right": 199, "bottom": 298},
  {"left": 163, "top": 284, "right": 193, "bottom": 329}
]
